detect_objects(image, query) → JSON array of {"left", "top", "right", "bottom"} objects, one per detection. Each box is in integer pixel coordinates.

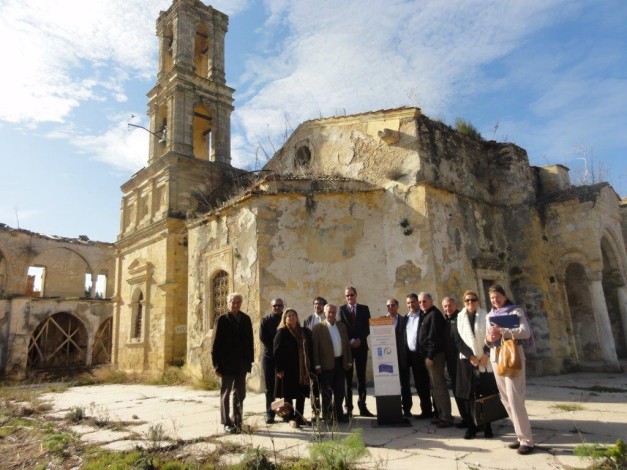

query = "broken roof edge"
[
  {"left": 296, "top": 106, "right": 420, "bottom": 130},
  {"left": 0, "top": 223, "right": 115, "bottom": 247},
  {"left": 186, "top": 174, "right": 381, "bottom": 229}
]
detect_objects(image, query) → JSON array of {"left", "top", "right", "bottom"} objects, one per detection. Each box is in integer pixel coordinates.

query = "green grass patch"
[
  {"left": 551, "top": 403, "right": 585, "bottom": 412},
  {"left": 574, "top": 439, "right": 626, "bottom": 469},
  {"left": 310, "top": 429, "right": 368, "bottom": 470},
  {"left": 81, "top": 448, "right": 144, "bottom": 470}
]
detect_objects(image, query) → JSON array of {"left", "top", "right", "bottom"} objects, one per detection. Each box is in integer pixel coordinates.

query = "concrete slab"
[{"left": 41, "top": 369, "right": 627, "bottom": 469}]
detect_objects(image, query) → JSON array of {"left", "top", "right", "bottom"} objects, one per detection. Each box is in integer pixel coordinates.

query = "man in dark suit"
[
  {"left": 402, "top": 293, "right": 434, "bottom": 419},
  {"left": 312, "top": 303, "right": 352, "bottom": 423},
  {"left": 339, "top": 286, "right": 374, "bottom": 417},
  {"left": 259, "top": 298, "right": 284, "bottom": 424},
  {"left": 211, "top": 292, "right": 254, "bottom": 434},
  {"left": 419, "top": 292, "right": 453, "bottom": 427},
  {"left": 304, "top": 296, "right": 327, "bottom": 331},
  {"left": 386, "top": 298, "right": 411, "bottom": 417},
  {"left": 303, "top": 296, "right": 327, "bottom": 417},
  {"left": 442, "top": 296, "right": 466, "bottom": 427}
]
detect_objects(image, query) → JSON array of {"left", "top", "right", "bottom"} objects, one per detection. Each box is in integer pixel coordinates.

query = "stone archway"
[
  {"left": 27, "top": 312, "right": 88, "bottom": 369},
  {"left": 564, "top": 263, "right": 603, "bottom": 360},
  {"left": 91, "top": 317, "right": 113, "bottom": 365},
  {"left": 600, "top": 237, "right": 627, "bottom": 358}
]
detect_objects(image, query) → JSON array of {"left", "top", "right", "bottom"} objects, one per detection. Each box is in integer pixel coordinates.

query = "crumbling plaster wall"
[{"left": 186, "top": 202, "right": 259, "bottom": 385}]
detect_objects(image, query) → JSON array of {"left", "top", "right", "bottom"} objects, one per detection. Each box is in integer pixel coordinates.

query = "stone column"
[
  {"left": 557, "top": 273, "right": 580, "bottom": 361},
  {"left": 90, "top": 273, "right": 97, "bottom": 298},
  {"left": 589, "top": 274, "right": 620, "bottom": 366}
]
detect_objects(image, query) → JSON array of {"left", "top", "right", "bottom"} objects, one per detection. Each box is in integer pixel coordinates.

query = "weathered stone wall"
[
  {"left": 186, "top": 200, "right": 260, "bottom": 387},
  {"left": 2, "top": 298, "right": 112, "bottom": 373},
  {"left": 0, "top": 225, "right": 115, "bottom": 298},
  {"left": 114, "top": 220, "right": 189, "bottom": 374},
  {"left": 0, "top": 225, "right": 115, "bottom": 373}
]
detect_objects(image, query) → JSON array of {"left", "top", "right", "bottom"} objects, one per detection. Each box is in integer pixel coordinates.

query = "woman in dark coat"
[
  {"left": 453, "top": 290, "right": 495, "bottom": 439},
  {"left": 273, "top": 308, "right": 312, "bottom": 428}
]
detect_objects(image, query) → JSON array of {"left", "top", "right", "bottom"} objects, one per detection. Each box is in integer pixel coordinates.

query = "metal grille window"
[
  {"left": 211, "top": 270, "right": 229, "bottom": 327},
  {"left": 133, "top": 292, "right": 144, "bottom": 339}
]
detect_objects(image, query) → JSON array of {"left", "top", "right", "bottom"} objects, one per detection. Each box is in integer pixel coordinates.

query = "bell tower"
[
  {"left": 148, "top": 0, "right": 233, "bottom": 165},
  {"left": 113, "top": 0, "right": 238, "bottom": 374}
]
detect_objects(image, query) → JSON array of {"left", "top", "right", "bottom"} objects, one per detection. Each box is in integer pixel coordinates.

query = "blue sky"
[{"left": 0, "top": 0, "right": 625, "bottom": 242}]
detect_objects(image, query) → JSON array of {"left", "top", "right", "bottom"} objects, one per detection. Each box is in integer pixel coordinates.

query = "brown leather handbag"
[{"left": 497, "top": 338, "right": 522, "bottom": 377}]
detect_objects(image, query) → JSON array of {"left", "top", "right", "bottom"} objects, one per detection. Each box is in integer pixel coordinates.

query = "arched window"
[
  {"left": 132, "top": 291, "right": 144, "bottom": 340},
  {"left": 210, "top": 270, "right": 229, "bottom": 328},
  {"left": 295, "top": 145, "right": 311, "bottom": 168}
]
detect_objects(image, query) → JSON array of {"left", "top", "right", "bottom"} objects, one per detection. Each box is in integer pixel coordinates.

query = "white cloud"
[
  {"left": 231, "top": 0, "right": 567, "bottom": 164},
  {"left": 69, "top": 116, "right": 150, "bottom": 172},
  {"left": 0, "top": 0, "right": 250, "bottom": 126}
]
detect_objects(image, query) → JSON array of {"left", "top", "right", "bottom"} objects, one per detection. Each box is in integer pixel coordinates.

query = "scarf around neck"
[
  {"left": 489, "top": 303, "right": 536, "bottom": 354},
  {"left": 288, "top": 326, "right": 310, "bottom": 386},
  {"left": 457, "top": 307, "right": 491, "bottom": 373}
]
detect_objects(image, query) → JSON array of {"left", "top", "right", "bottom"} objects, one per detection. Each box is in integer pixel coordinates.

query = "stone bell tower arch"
[
  {"left": 148, "top": 0, "right": 233, "bottom": 165},
  {"left": 113, "top": 0, "right": 239, "bottom": 374}
]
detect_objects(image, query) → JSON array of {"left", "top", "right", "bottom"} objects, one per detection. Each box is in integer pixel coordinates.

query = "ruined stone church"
[{"left": 1, "top": 0, "right": 626, "bottom": 384}]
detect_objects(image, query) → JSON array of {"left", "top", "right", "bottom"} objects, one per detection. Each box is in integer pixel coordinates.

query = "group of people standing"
[
  {"left": 259, "top": 287, "right": 375, "bottom": 428},
  {"left": 211, "top": 285, "right": 535, "bottom": 455}
]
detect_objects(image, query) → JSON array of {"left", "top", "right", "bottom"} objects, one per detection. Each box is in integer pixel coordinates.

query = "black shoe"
[
  {"left": 265, "top": 416, "right": 275, "bottom": 424},
  {"left": 456, "top": 421, "right": 470, "bottom": 429},
  {"left": 224, "top": 425, "right": 237, "bottom": 434},
  {"left": 415, "top": 412, "right": 434, "bottom": 420},
  {"left": 436, "top": 420, "right": 453, "bottom": 428},
  {"left": 360, "top": 407, "right": 375, "bottom": 417},
  {"left": 464, "top": 428, "right": 477, "bottom": 439},
  {"left": 336, "top": 414, "right": 350, "bottom": 423},
  {"left": 508, "top": 441, "right": 521, "bottom": 449},
  {"left": 484, "top": 425, "right": 493, "bottom": 438},
  {"left": 403, "top": 410, "right": 413, "bottom": 418},
  {"left": 517, "top": 445, "right": 534, "bottom": 455}
]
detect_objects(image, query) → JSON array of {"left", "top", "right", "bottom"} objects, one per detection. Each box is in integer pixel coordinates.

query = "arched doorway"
[
  {"left": 600, "top": 237, "right": 626, "bottom": 358},
  {"left": 91, "top": 317, "right": 113, "bottom": 365},
  {"left": 27, "top": 313, "right": 88, "bottom": 369},
  {"left": 565, "top": 263, "right": 603, "bottom": 360}
]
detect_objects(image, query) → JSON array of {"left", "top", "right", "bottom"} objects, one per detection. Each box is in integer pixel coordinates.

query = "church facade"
[{"left": 3, "top": 1, "right": 625, "bottom": 381}]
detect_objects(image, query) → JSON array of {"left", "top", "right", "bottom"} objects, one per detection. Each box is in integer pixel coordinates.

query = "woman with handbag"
[
  {"left": 486, "top": 285, "right": 535, "bottom": 455},
  {"left": 453, "top": 290, "right": 495, "bottom": 439},
  {"left": 273, "top": 308, "right": 312, "bottom": 428}
]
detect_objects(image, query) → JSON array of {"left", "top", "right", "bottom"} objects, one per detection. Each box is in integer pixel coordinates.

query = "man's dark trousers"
[
  {"left": 344, "top": 345, "right": 368, "bottom": 412},
  {"left": 220, "top": 372, "right": 247, "bottom": 427}
]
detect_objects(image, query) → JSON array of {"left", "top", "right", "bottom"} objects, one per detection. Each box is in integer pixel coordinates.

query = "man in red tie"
[{"left": 339, "top": 286, "right": 374, "bottom": 417}]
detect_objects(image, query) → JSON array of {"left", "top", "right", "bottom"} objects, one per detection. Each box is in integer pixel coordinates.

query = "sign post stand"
[{"left": 369, "top": 317, "right": 411, "bottom": 427}]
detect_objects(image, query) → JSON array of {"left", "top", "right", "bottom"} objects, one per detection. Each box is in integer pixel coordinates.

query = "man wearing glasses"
[
  {"left": 403, "top": 293, "right": 434, "bottom": 419},
  {"left": 339, "top": 286, "right": 374, "bottom": 417},
  {"left": 259, "top": 298, "right": 284, "bottom": 424}
]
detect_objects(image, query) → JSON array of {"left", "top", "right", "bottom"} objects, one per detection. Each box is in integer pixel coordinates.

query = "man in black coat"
[
  {"left": 418, "top": 292, "right": 453, "bottom": 427},
  {"left": 402, "top": 293, "right": 433, "bottom": 418},
  {"left": 212, "top": 292, "right": 254, "bottom": 434},
  {"left": 339, "top": 286, "right": 374, "bottom": 417},
  {"left": 442, "top": 296, "right": 466, "bottom": 427},
  {"left": 386, "top": 298, "right": 411, "bottom": 417},
  {"left": 259, "top": 298, "right": 284, "bottom": 424}
]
